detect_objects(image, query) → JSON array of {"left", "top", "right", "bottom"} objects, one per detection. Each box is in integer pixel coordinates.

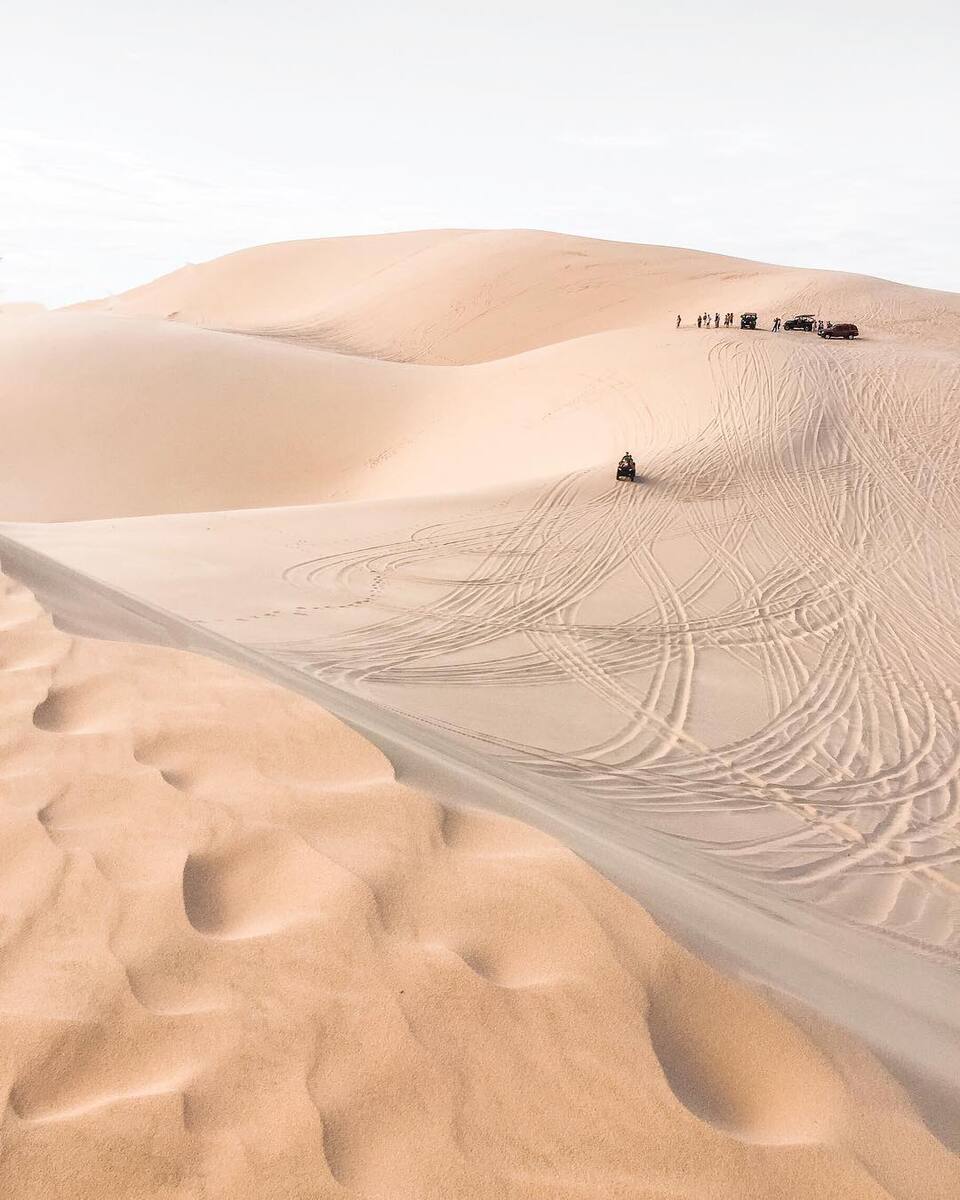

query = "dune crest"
[
  {"left": 1, "top": 567, "right": 956, "bottom": 1197},
  {"left": 76, "top": 229, "right": 960, "bottom": 362}
]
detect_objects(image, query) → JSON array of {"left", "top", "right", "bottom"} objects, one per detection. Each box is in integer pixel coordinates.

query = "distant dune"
[{"left": 75, "top": 229, "right": 960, "bottom": 361}]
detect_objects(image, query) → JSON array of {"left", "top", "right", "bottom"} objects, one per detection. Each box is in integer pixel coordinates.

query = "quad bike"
[{"left": 617, "top": 457, "right": 636, "bottom": 482}]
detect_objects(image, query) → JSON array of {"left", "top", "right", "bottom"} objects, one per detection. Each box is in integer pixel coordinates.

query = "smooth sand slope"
[
  {"left": 0, "top": 309, "right": 645, "bottom": 520},
  {"left": 1, "top": 568, "right": 957, "bottom": 1199}
]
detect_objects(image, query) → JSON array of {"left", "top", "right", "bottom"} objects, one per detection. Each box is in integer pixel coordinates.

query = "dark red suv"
[{"left": 820, "top": 323, "right": 859, "bottom": 340}]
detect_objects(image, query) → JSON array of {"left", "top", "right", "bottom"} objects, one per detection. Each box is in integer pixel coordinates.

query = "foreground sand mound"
[
  {"left": 77, "top": 229, "right": 960, "bottom": 362},
  {"left": 1, "top": 567, "right": 957, "bottom": 1198}
]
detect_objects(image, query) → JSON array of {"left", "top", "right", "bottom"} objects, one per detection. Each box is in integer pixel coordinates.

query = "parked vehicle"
[
  {"left": 740, "top": 312, "right": 758, "bottom": 329},
  {"left": 819, "top": 323, "right": 859, "bottom": 340},
  {"left": 783, "top": 314, "right": 816, "bottom": 332},
  {"left": 617, "top": 454, "right": 636, "bottom": 482}
]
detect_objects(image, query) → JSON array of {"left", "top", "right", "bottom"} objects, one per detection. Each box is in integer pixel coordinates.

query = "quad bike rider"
[{"left": 617, "top": 452, "right": 636, "bottom": 482}]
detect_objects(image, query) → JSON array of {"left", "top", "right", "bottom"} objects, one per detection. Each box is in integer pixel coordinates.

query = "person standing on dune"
[
  {"left": 677, "top": 314, "right": 681, "bottom": 328},
  {"left": 697, "top": 315, "right": 702, "bottom": 328}
]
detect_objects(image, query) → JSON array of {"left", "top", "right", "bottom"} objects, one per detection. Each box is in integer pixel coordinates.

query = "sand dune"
[
  {"left": 78, "top": 229, "right": 960, "bottom": 361},
  {"left": 0, "top": 309, "right": 717, "bottom": 520},
  {"left": 3, "top": 229, "right": 960, "bottom": 1194},
  {"left": 71, "top": 230, "right": 461, "bottom": 331},
  {"left": 6, "top": 230, "right": 960, "bottom": 957},
  {"left": 1, "top": 567, "right": 957, "bottom": 1198},
  {"left": 4, "top": 231, "right": 959, "bottom": 524}
]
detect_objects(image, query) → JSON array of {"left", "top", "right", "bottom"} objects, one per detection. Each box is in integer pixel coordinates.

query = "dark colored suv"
[
  {"left": 819, "top": 323, "right": 859, "bottom": 340},
  {"left": 783, "top": 314, "right": 816, "bottom": 332},
  {"left": 740, "top": 312, "right": 757, "bottom": 329}
]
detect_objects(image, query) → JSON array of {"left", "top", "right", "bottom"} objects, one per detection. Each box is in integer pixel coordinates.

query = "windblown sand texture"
[{"left": 1, "top": 569, "right": 958, "bottom": 1198}]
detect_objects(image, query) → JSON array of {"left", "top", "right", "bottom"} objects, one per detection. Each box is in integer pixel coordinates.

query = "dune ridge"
[
  {"left": 77, "top": 230, "right": 960, "bottom": 362},
  {"left": 1, "top": 566, "right": 958, "bottom": 1198}
]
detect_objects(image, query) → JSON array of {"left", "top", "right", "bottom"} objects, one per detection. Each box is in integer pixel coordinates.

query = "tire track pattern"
[{"left": 249, "top": 336, "right": 960, "bottom": 957}]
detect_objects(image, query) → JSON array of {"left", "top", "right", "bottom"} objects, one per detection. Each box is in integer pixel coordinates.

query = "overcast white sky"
[{"left": 2, "top": 1, "right": 957, "bottom": 305}]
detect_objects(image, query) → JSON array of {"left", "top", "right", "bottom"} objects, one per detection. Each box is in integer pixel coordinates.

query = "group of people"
[
  {"left": 686, "top": 312, "right": 737, "bottom": 329},
  {"left": 678, "top": 314, "right": 837, "bottom": 333}
]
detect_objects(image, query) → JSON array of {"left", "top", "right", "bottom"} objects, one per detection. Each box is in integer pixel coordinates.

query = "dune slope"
[
  {"left": 1, "top": 567, "right": 957, "bottom": 1199},
  {"left": 78, "top": 229, "right": 960, "bottom": 362},
  {"left": 3, "top": 230, "right": 959, "bottom": 523},
  {"left": 0, "top": 310, "right": 719, "bottom": 520}
]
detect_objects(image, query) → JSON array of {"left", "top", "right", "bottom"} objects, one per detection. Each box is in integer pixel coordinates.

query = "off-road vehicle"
[
  {"left": 819, "top": 323, "right": 859, "bottom": 340},
  {"left": 783, "top": 314, "right": 816, "bottom": 332}
]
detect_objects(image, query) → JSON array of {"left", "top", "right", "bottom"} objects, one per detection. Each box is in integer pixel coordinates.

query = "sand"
[
  {"left": 4, "top": 232, "right": 959, "bottom": 523},
  {"left": 5, "top": 233, "right": 958, "bottom": 952},
  {"left": 74, "top": 230, "right": 960, "bottom": 361},
  {"left": 2, "top": 229, "right": 960, "bottom": 1194},
  {"left": 1, "top": 567, "right": 958, "bottom": 1198}
]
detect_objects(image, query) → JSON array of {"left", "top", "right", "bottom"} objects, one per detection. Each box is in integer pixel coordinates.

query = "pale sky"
[{"left": 2, "top": 1, "right": 957, "bottom": 306}]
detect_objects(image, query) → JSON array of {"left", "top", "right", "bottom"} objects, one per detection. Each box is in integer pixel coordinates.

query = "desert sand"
[
  {"left": 2, "top": 229, "right": 960, "bottom": 1194},
  {"left": 1, "top": 567, "right": 958, "bottom": 1198},
  {"left": 3, "top": 232, "right": 959, "bottom": 522}
]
